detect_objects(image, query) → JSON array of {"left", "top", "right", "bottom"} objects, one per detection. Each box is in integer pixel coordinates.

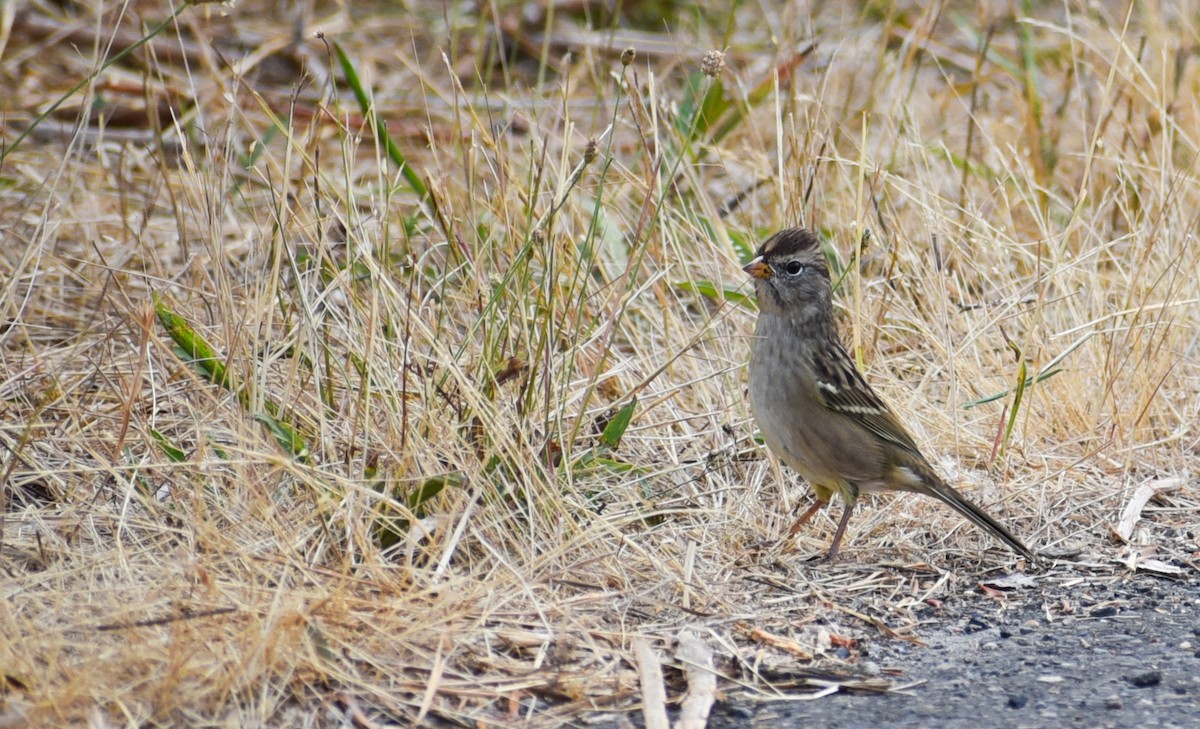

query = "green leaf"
[
  {"left": 373, "top": 472, "right": 462, "bottom": 550},
  {"left": 676, "top": 72, "right": 733, "bottom": 146},
  {"left": 307, "top": 624, "right": 336, "bottom": 663},
  {"left": 570, "top": 452, "right": 638, "bottom": 476},
  {"left": 149, "top": 428, "right": 188, "bottom": 463},
  {"left": 599, "top": 397, "right": 637, "bottom": 450},
  {"left": 154, "top": 295, "right": 236, "bottom": 391},
  {"left": 156, "top": 294, "right": 310, "bottom": 462},
  {"left": 408, "top": 472, "right": 460, "bottom": 515},
  {"left": 583, "top": 455, "right": 636, "bottom": 474},
  {"left": 253, "top": 413, "right": 310, "bottom": 461},
  {"left": 727, "top": 230, "right": 756, "bottom": 263},
  {"left": 674, "top": 280, "right": 755, "bottom": 309},
  {"left": 710, "top": 48, "right": 814, "bottom": 145}
]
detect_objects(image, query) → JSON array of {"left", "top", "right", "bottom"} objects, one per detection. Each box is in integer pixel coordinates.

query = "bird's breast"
[{"left": 748, "top": 314, "right": 884, "bottom": 486}]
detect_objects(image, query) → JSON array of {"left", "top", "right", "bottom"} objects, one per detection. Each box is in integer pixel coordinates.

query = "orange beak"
[{"left": 743, "top": 256, "right": 772, "bottom": 280}]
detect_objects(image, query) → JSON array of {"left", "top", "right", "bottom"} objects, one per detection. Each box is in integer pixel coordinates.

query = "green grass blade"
[
  {"left": 332, "top": 40, "right": 430, "bottom": 201},
  {"left": 154, "top": 295, "right": 236, "bottom": 391},
  {"left": 962, "top": 328, "right": 1094, "bottom": 409},
  {"left": 156, "top": 295, "right": 309, "bottom": 461},
  {"left": 1004, "top": 356, "right": 1028, "bottom": 446},
  {"left": 961, "top": 367, "right": 1063, "bottom": 409}
]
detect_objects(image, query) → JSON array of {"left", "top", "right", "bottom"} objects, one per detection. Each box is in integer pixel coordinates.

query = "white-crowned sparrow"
[{"left": 744, "top": 227, "right": 1035, "bottom": 561}]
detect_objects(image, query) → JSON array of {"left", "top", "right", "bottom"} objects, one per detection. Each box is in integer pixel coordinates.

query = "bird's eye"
[{"left": 784, "top": 260, "right": 805, "bottom": 275}]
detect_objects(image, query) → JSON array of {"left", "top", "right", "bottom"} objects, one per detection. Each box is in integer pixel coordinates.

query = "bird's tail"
[{"left": 927, "top": 478, "right": 1037, "bottom": 561}]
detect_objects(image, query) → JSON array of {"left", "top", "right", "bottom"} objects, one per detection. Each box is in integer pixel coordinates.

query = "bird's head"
[{"left": 743, "top": 228, "right": 832, "bottom": 317}]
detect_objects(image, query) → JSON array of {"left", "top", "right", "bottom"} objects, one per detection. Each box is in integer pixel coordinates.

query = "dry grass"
[{"left": 2, "top": 0, "right": 1197, "bottom": 725}]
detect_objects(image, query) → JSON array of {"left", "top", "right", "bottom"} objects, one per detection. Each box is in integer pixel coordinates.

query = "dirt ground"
[{"left": 612, "top": 557, "right": 1200, "bottom": 729}]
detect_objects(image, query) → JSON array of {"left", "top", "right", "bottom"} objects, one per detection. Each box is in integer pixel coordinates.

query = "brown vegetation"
[{"left": 1, "top": 1, "right": 1196, "bottom": 725}]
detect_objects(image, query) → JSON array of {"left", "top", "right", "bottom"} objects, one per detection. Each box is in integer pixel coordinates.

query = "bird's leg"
[
  {"left": 823, "top": 502, "right": 856, "bottom": 562},
  {"left": 787, "top": 498, "right": 828, "bottom": 536}
]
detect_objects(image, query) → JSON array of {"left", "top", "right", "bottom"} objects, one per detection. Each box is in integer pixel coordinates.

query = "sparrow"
[{"left": 744, "top": 227, "right": 1036, "bottom": 561}]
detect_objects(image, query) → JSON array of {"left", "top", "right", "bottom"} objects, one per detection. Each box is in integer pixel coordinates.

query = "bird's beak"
[{"left": 743, "top": 256, "right": 772, "bottom": 280}]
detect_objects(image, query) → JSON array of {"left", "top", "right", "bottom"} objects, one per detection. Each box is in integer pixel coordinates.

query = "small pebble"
[
  {"left": 1104, "top": 696, "right": 1122, "bottom": 710},
  {"left": 1180, "top": 641, "right": 1193, "bottom": 650},
  {"left": 966, "top": 615, "right": 990, "bottom": 633},
  {"left": 981, "top": 641, "right": 999, "bottom": 651},
  {"left": 1127, "top": 670, "right": 1162, "bottom": 688},
  {"left": 1007, "top": 694, "right": 1028, "bottom": 709}
]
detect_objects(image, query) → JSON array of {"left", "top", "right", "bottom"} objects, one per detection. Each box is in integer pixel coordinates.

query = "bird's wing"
[{"left": 811, "top": 341, "right": 924, "bottom": 456}]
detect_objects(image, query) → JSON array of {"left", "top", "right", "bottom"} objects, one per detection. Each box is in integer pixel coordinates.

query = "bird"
[{"left": 743, "top": 227, "right": 1036, "bottom": 562}]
